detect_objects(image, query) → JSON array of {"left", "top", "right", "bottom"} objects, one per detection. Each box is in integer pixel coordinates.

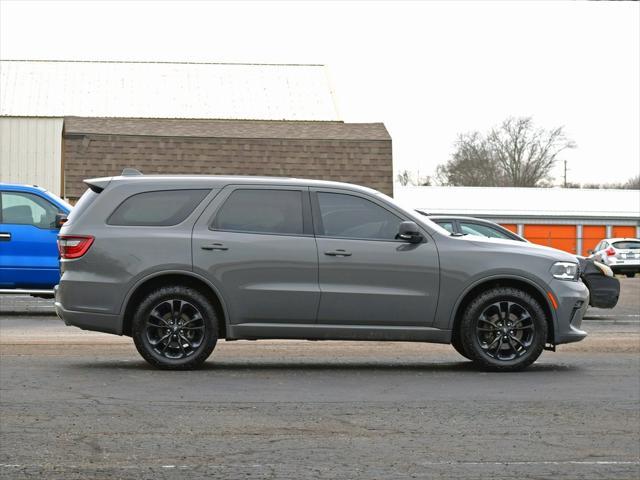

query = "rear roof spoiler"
[
  {"left": 84, "top": 168, "right": 142, "bottom": 193},
  {"left": 84, "top": 177, "right": 111, "bottom": 193}
]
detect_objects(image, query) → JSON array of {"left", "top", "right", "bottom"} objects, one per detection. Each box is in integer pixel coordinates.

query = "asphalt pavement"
[{"left": 0, "top": 278, "right": 639, "bottom": 479}]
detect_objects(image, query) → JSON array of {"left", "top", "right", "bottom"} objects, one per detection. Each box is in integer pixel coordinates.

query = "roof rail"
[{"left": 121, "top": 168, "right": 143, "bottom": 176}]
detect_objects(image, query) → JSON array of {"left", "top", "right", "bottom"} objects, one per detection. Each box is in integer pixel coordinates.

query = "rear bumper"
[
  {"left": 54, "top": 285, "right": 123, "bottom": 335},
  {"left": 550, "top": 279, "right": 589, "bottom": 345}
]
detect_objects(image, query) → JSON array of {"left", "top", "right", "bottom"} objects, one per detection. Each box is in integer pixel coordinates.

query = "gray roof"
[
  {"left": 64, "top": 117, "right": 391, "bottom": 141},
  {"left": 0, "top": 60, "right": 339, "bottom": 121},
  {"left": 86, "top": 173, "right": 382, "bottom": 196}
]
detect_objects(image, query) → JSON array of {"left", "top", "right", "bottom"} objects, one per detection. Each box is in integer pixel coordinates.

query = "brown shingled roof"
[{"left": 63, "top": 117, "right": 391, "bottom": 141}]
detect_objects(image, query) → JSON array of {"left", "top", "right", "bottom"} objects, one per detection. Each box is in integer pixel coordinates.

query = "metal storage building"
[
  {"left": 0, "top": 60, "right": 393, "bottom": 199},
  {"left": 395, "top": 186, "right": 640, "bottom": 255}
]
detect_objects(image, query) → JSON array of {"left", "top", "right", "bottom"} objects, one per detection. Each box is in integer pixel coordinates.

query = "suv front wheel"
[
  {"left": 460, "top": 287, "right": 547, "bottom": 372},
  {"left": 132, "top": 285, "right": 219, "bottom": 369}
]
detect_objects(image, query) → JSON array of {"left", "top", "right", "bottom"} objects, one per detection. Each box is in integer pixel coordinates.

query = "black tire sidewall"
[
  {"left": 132, "top": 286, "right": 218, "bottom": 370},
  {"left": 451, "top": 333, "right": 471, "bottom": 360},
  {"left": 461, "top": 287, "right": 547, "bottom": 371}
]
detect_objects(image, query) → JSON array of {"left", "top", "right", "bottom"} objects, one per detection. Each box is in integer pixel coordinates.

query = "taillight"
[
  {"left": 605, "top": 247, "right": 616, "bottom": 257},
  {"left": 57, "top": 235, "right": 94, "bottom": 259}
]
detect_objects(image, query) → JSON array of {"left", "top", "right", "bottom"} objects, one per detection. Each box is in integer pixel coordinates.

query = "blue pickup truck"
[{"left": 0, "top": 183, "right": 71, "bottom": 295}]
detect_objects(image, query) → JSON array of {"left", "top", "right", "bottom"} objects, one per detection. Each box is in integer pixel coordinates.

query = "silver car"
[
  {"left": 589, "top": 238, "right": 640, "bottom": 277},
  {"left": 55, "top": 171, "right": 588, "bottom": 371}
]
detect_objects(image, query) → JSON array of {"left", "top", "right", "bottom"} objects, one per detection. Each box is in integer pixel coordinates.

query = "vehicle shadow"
[{"left": 71, "top": 359, "right": 578, "bottom": 373}]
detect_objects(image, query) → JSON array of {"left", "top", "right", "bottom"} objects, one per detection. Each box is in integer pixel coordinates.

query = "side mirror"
[
  {"left": 397, "top": 221, "right": 423, "bottom": 244},
  {"left": 587, "top": 249, "right": 594, "bottom": 255},
  {"left": 55, "top": 213, "right": 68, "bottom": 229}
]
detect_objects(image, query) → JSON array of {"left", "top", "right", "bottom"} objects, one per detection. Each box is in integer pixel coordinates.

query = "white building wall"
[{"left": 0, "top": 117, "right": 64, "bottom": 196}]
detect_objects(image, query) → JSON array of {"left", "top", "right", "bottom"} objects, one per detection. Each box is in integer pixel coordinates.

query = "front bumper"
[
  {"left": 550, "top": 279, "right": 589, "bottom": 345},
  {"left": 54, "top": 284, "right": 123, "bottom": 335}
]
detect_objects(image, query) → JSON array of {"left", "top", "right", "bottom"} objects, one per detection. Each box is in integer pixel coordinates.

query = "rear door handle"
[
  {"left": 324, "top": 249, "right": 351, "bottom": 257},
  {"left": 0, "top": 232, "right": 11, "bottom": 241},
  {"left": 201, "top": 243, "right": 228, "bottom": 251}
]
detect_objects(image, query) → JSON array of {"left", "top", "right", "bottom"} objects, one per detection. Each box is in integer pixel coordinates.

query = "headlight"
[
  {"left": 551, "top": 262, "right": 579, "bottom": 280},
  {"left": 593, "top": 261, "right": 614, "bottom": 277}
]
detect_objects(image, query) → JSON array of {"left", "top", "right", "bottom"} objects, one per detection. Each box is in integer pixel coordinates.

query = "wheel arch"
[
  {"left": 449, "top": 276, "right": 556, "bottom": 345},
  {"left": 121, "top": 270, "right": 229, "bottom": 339}
]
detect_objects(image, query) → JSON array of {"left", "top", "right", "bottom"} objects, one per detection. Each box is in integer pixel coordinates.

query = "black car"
[{"left": 417, "top": 213, "right": 620, "bottom": 309}]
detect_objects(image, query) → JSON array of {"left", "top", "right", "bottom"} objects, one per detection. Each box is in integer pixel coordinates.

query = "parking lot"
[{"left": 1, "top": 278, "right": 639, "bottom": 480}]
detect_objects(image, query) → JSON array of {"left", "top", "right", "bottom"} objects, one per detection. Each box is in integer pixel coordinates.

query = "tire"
[
  {"left": 460, "top": 287, "right": 547, "bottom": 372},
  {"left": 451, "top": 333, "right": 471, "bottom": 360},
  {"left": 625, "top": 273, "right": 635, "bottom": 278},
  {"left": 132, "top": 285, "right": 218, "bottom": 370}
]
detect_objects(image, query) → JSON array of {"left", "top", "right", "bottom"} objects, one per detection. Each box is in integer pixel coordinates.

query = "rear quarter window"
[
  {"left": 66, "top": 189, "right": 99, "bottom": 225},
  {"left": 107, "top": 189, "right": 210, "bottom": 226}
]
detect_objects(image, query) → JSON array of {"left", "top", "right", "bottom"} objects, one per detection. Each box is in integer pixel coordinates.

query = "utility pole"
[{"left": 563, "top": 160, "right": 567, "bottom": 188}]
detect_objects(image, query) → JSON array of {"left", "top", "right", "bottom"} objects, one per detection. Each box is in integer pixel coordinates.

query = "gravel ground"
[{"left": 0, "top": 315, "right": 639, "bottom": 480}]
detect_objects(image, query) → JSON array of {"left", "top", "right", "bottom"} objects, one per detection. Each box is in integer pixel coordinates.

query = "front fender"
[{"left": 434, "top": 272, "right": 557, "bottom": 339}]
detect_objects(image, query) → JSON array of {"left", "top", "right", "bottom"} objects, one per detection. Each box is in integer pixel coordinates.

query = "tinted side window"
[
  {"left": 1, "top": 191, "right": 60, "bottom": 229},
  {"left": 460, "top": 222, "right": 512, "bottom": 239},
  {"left": 213, "top": 189, "right": 304, "bottom": 235},
  {"left": 108, "top": 189, "right": 210, "bottom": 226},
  {"left": 317, "top": 192, "right": 401, "bottom": 240}
]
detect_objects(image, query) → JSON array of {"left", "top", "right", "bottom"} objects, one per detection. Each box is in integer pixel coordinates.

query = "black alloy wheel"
[
  {"left": 475, "top": 301, "right": 534, "bottom": 361},
  {"left": 145, "top": 299, "right": 205, "bottom": 360},
  {"left": 460, "top": 287, "right": 547, "bottom": 371},
  {"left": 132, "top": 286, "right": 218, "bottom": 369}
]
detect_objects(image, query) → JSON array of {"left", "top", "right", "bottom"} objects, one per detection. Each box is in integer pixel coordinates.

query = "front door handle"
[
  {"left": 201, "top": 243, "right": 228, "bottom": 251},
  {"left": 324, "top": 249, "right": 351, "bottom": 257},
  {"left": 0, "top": 232, "right": 11, "bottom": 241}
]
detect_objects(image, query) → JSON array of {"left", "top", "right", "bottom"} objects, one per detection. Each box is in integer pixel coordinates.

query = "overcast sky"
[{"left": 1, "top": 0, "right": 638, "bottom": 185}]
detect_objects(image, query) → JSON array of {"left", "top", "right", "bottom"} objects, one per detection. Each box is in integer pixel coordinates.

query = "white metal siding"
[
  {"left": 0, "top": 117, "right": 63, "bottom": 196},
  {"left": 0, "top": 60, "right": 340, "bottom": 121}
]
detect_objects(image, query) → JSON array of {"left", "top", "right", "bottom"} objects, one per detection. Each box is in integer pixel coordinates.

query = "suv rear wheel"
[
  {"left": 460, "top": 287, "right": 547, "bottom": 372},
  {"left": 132, "top": 286, "right": 218, "bottom": 369}
]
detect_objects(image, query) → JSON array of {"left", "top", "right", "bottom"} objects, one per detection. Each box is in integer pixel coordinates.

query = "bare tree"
[
  {"left": 583, "top": 175, "right": 640, "bottom": 190},
  {"left": 624, "top": 175, "right": 640, "bottom": 189},
  {"left": 396, "top": 170, "right": 412, "bottom": 186},
  {"left": 436, "top": 132, "right": 505, "bottom": 186},
  {"left": 396, "top": 169, "right": 432, "bottom": 186},
  {"left": 488, "top": 117, "right": 575, "bottom": 187},
  {"left": 436, "top": 117, "right": 576, "bottom": 187}
]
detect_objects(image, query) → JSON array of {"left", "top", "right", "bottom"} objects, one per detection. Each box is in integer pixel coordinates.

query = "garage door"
[
  {"left": 582, "top": 225, "right": 606, "bottom": 256},
  {"left": 524, "top": 225, "right": 577, "bottom": 254},
  {"left": 612, "top": 226, "right": 636, "bottom": 238}
]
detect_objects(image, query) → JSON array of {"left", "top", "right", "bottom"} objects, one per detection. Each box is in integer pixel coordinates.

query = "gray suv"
[{"left": 55, "top": 172, "right": 588, "bottom": 371}]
